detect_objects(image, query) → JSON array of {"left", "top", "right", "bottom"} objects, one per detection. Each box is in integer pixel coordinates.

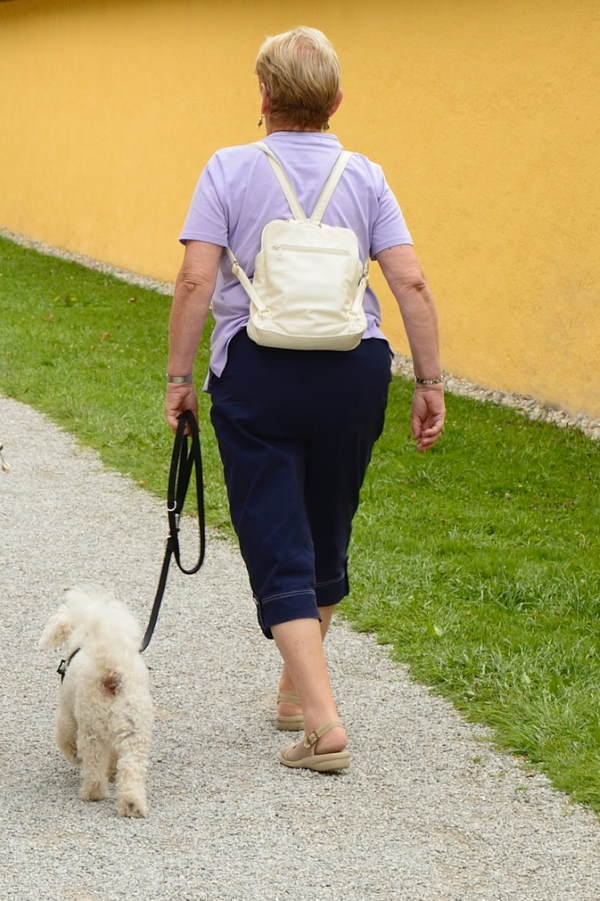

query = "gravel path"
[{"left": 1, "top": 395, "right": 599, "bottom": 901}]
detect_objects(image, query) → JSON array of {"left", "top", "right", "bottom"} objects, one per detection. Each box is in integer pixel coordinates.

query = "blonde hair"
[{"left": 255, "top": 26, "right": 341, "bottom": 130}]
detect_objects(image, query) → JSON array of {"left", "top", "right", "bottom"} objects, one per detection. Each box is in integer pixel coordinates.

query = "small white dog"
[{"left": 39, "top": 586, "right": 153, "bottom": 817}]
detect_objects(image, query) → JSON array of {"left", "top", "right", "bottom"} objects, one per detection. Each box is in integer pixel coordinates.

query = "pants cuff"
[
  {"left": 257, "top": 590, "right": 321, "bottom": 640},
  {"left": 315, "top": 572, "right": 349, "bottom": 607}
]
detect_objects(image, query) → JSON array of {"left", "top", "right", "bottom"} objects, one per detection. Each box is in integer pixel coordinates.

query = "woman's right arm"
[
  {"left": 376, "top": 244, "right": 445, "bottom": 452},
  {"left": 165, "top": 240, "right": 223, "bottom": 432}
]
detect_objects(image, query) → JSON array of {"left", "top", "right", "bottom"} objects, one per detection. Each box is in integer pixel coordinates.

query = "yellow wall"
[{"left": 1, "top": 0, "right": 599, "bottom": 417}]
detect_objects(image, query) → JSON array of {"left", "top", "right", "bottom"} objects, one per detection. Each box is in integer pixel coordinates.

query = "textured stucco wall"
[{"left": 1, "top": 0, "right": 599, "bottom": 416}]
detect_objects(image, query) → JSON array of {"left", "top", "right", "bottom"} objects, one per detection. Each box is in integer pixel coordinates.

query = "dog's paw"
[
  {"left": 60, "top": 743, "right": 80, "bottom": 766},
  {"left": 116, "top": 793, "right": 147, "bottom": 818}
]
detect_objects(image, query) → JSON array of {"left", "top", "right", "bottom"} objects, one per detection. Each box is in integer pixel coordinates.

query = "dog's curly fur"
[{"left": 39, "top": 587, "right": 153, "bottom": 818}]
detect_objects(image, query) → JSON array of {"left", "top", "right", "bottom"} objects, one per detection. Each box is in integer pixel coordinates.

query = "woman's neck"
[{"left": 265, "top": 118, "right": 325, "bottom": 136}]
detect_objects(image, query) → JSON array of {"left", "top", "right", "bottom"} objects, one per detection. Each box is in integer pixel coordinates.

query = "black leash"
[
  {"left": 140, "top": 410, "right": 206, "bottom": 652},
  {"left": 56, "top": 411, "right": 205, "bottom": 679}
]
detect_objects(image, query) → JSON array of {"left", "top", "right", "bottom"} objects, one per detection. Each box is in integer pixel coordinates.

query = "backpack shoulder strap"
[
  {"left": 226, "top": 247, "right": 267, "bottom": 312},
  {"left": 254, "top": 141, "right": 307, "bottom": 221},
  {"left": 309, "top": 150, "right": 352, "bottom": 225}
]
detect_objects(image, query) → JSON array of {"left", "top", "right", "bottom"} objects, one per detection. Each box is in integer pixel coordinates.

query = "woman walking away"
[{"left": 165, "top": 26, "right": 445, "bottom": 772}]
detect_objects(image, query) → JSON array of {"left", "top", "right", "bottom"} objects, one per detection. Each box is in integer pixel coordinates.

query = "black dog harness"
[
  {"left": 57, "top": 647, "right": 81, "bottom": 683},
  {"left": 57, "top": 411, "right": 205, "bottom": 679}
]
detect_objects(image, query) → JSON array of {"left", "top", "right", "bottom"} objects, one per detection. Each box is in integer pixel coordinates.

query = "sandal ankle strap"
[
  {"left": 303, "top": 719, "right": 343, "bottom": 749},
  {"left": 277, "top": 691, "right": 301, "bottom": 705}
]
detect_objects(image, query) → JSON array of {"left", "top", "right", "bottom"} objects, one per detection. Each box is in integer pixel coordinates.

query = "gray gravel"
[{"left": 1, "top": 394, "right": 599, "bottom": 901}]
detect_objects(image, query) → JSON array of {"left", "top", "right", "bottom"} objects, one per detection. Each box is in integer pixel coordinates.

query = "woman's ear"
[{"left": 259, "top": 82, "right": 271, "bottom": 116}]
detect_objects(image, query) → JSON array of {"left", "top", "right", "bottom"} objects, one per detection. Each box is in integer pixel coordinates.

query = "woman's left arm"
[{"left": 165, "top": 240, "right": 223, "bottom": 432}]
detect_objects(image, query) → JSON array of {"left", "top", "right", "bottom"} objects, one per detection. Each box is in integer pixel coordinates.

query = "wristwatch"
[
  {"left": 166, "top": 373, "right": 193, "bottom": 384},
  {"left": 415, "top": 376, "right": 443, "bottom": 386}
]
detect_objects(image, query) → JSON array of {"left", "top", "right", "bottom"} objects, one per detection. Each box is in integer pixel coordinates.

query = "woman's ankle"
[
  {"left": 278, "top": 669, "right": 299, "bottom": 698},
  {"left": 302, "top": 704, "right": 343, "bottom": 734},
  {"left": 277, "top": 675, "right": 302, "bottom": 717}
]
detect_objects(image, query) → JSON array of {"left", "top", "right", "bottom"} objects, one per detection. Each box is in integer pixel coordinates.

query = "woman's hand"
[
  {"left": 411, "top": 384, "right": 445, "bottom": 452},
  {"left": 165, "top": 383, "right": 198, "bottom": 433}
]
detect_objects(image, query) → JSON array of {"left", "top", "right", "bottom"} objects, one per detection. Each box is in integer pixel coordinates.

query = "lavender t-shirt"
[{"left": 179, "top": 131, "right": 412, "bottom": 379}]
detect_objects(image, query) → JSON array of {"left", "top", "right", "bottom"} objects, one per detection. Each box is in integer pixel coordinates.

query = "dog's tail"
[
  {"left": 61, "top": 587, "right": 143, "bottom": 697},
  {"left": 101, "top": 669, "right": 122, "bottom": 698},
  {"left": 86, "top": 620, "right": 139, "bottom": 699}
]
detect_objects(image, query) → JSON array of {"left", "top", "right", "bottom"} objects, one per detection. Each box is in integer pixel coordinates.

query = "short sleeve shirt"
[{"left": 179, "top": 131, "right": 412, "bottom": 378}]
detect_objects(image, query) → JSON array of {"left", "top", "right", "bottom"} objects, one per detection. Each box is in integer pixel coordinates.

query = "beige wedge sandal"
[
  {"left": 279, "top": 719, "right": 351, "bottom": 772},
  {"left": 276, "top": 691, "right": 305, "bottom": 731}
]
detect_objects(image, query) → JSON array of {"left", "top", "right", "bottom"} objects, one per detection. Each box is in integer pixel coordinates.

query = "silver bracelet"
[
  {"left": 415, "top": 376, "right": 443, "bottom": 386},
  {"left": 166, "top": 373, "right": 193, "bottom": 384}
]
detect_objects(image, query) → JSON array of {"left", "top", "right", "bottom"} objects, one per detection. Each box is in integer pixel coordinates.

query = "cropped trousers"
[{"left": 209, "top": 329, "right": 391, "bottom": 638}]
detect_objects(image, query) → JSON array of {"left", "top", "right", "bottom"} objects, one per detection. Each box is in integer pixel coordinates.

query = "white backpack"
[{"left": 226, "top": 142, "right": 369, "bottom": 351}]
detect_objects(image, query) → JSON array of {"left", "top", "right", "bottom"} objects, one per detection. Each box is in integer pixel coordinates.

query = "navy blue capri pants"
[{"left": 209, "top": 330, "right": 392, "bottom": 639}]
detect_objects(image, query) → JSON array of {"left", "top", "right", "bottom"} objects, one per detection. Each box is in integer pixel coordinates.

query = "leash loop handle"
[
  {"left": 140, "top": 410, "right": 205, "bottom": 652},
  {"left": 167, "top": 410, "right": 206, "bottom": 575}
]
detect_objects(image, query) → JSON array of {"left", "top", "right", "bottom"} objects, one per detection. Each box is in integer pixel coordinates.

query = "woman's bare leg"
[
  {"left": 277, "top": 606, "right": 335, "bottom": 715},
  {"left": 272, "top": 615, "right": 346, "bottom": 754}
]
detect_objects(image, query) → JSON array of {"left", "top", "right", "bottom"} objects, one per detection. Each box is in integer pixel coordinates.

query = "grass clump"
[
  {"left": 1, "top": 235, "right": 599, "bottom": 811},
  {"left": 349, "top": 382, "right": 600, "bottom": 808}
]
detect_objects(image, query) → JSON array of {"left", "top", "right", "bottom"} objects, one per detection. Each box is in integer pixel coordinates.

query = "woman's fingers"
[
  {"left": 411, "top": 389, "right": 445, "bottom": 452},
  {"left": 422, "top": 418, "right": 444, "bottom": 438}
]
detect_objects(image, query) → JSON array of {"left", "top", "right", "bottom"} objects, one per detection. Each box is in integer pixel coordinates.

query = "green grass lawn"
[{"left": 1, "top": 235, "right": 599, "bottom": 812}]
